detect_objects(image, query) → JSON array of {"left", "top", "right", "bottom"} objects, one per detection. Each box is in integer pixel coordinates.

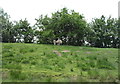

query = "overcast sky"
[{"left": 0, "top": 0, "right": 119, "bottom": 25}]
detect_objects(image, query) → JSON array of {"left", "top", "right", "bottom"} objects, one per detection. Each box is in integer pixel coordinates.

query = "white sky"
[{"left": 0, "top": 0, "right": 119, "bottom": 25}]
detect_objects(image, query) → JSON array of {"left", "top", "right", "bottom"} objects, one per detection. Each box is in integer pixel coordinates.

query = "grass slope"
[{"left": 2, "top": 43, "right": 119, "bottom": 82}]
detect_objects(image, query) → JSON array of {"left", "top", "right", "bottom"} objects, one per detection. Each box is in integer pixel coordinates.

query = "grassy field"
[{"left": 2, "top": 43, "right": 119, "bottom": 82}]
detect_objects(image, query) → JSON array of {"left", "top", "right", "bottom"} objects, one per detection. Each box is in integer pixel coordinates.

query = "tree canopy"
[
  {"left": 1, "top": 7, "right": 119, "bottom": 48},
  {"left": 35, "top": 8, "right": 87, "bottom": 46}
]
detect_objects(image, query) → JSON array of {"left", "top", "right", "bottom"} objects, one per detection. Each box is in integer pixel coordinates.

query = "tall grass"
[{"left": 2, "top": 43, "right": 118, "bottom": 82}]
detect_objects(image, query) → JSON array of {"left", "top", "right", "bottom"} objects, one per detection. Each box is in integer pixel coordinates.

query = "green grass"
[{"left": 2, "top": 43, "right": 119, "bottom": 82}]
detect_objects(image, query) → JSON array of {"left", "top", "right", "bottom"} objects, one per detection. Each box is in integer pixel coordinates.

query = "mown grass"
[{"left": 2, "top": 43, "right": 119, "bottom": 82}]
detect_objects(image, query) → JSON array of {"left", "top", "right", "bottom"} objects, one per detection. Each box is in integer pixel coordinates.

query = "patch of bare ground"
[
  {"left": 53, "top": 50, "right": 90, "bottom": 56},
  {"left": 75, "top": 51, "right": 80, "bottom": 52},
  {"left": 85, "top": 52, "right": 91, "bottom": 54},
  {"left": 53, "top": 50, "right": 62, "bottom": 56},
  {"left": 61, "top": 50, "right": 70, "bottom": 52}
]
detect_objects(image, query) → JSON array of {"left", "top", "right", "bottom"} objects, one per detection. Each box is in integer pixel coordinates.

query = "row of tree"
[{"left": 0, "top": 8, "right": 120, "bottom": 48}]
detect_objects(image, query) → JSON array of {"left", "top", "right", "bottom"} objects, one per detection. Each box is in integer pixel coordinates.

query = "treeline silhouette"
[{"left": 1, "top": 8, "right": 120, "bottom": 48}]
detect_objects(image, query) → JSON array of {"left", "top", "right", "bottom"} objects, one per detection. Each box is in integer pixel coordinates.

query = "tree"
[
  {"left": 0, "top": 8, "right": 15, "bottom": 42},
  {"left": 114, "top": 18, "right": 120, "bottom": 48},
  {"left": 13, "top": 19, "right": 34, "bottom": 43},
  {"left": 88, "top": 15, "right": 119, "bottom": 48},
  {"left": 34, "top": 15, "right": 55, "bottom": 44},
  {"left": 35, "top": 8, "right": 87, "bottom": 46}
]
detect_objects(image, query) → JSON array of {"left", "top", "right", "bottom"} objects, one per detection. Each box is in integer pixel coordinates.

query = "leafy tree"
[
  {"left": 114, "top": 18, "right": 120, "bottom": 48},
  {"left": 88, "top": 15, "right": 119, "bottom": 48},
  {"left": 34, "top": 15, "right": 55, "bottom": 44},
  {"left": 1, "top": 7, "right": 119, "bottom": 48},
  {"left": 50, "top": 8, "right": 88, "bottom": 46},
  {"left": 35, "top": 8, "right": 87, "bottom": 46},
  {"left": 0, "top": 8, "right": 15, "bottom": 42},
  {"left": 13, "top": 19, "right": 34, "bottom": 43}
]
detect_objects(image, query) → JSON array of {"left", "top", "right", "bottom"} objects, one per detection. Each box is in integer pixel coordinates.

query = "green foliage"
[
  {"left": 88, "top": 69, "right": 99, "bottom": 79},
  {"left": 88, "top": 15, "right": 119, "bottom": 48},
  {"left": 97, "top": 58, "right": 116, "bottom": 70},
  {"left": 80, "top": 63, "right": 90, "bottom": 71},
  {"left": 0, "top": 8, "right": 15, "bottom": 43},
  {"left": 35, "top": 8, "right": 87, "bottom": 45},
  {"left": 9, "top": 64, "right": 22, "bottom": 79},
  {"left": 13, "top": 19, "right": 34, "bottom": 43},
  {"left": 21, "top": 59, "right": 30, "bottom": 64},
  {"left": 1, "top": 7, "right": 119, "bottom": 48}
]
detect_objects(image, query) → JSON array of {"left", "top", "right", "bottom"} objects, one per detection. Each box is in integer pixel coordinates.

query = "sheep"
[
  {"left": 53, "top": 38, "right": 62, "bottom": 45},
  {"left": 53, "top": 40, "right": 56, "bottom": 45}
]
